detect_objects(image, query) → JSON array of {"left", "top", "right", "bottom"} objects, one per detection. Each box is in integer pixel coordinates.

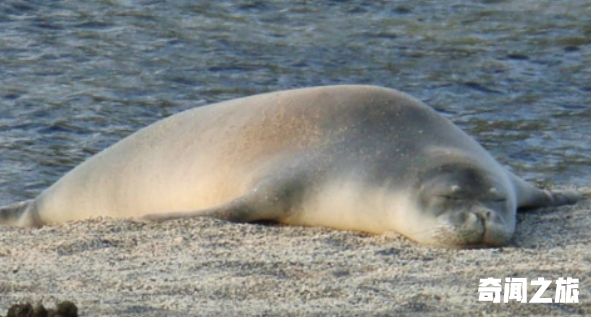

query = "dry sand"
[{"left": 1, "top": 187, "right": 589, "bottom": 317}]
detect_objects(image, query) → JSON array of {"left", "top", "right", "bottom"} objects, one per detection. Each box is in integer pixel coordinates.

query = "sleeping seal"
[{"left": 0, "top": 85, "right": 579, "bottom": 248}]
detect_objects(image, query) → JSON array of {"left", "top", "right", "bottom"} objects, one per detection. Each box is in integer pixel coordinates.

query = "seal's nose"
[
  {"left": 470, "top": 208, "right": 511, "bottom": 247},
  {"left": 473, "top": 209, "right": 492, "bottom": 223},
  {"left": 460, "top": 208, "right": 493, "bottom": 244},
  {"left": 462, "top": 208, "right": 490, "bottom": 227}
]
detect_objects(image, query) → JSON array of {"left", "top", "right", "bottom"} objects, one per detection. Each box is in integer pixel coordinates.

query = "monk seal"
[{"left": 0, "top": 85, "right": 580, "bottom": 248}]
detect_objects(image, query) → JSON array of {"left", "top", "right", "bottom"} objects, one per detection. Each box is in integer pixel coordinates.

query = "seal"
[{"left": 0, "top": 85, "right": 580, "bottom": 247}]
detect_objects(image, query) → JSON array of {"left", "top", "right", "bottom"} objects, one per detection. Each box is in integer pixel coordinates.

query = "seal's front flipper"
[
  {"left": 511, "top": 173, "right": 581, "bottom": 210},
  {"left": 0, "top": 200, "right": 40, "bottom": 227},
  {"left": 519, "top": 188, "right": 580, "bottom": 210},
  {"left": 139, "top": 195, "right": 263, "bottom": 223},
  {"left": 139, "top": 178, "right": 298, "bottom": 223},
  {"left": 543, "top": 189, "right": 581, "bottom": 206}
]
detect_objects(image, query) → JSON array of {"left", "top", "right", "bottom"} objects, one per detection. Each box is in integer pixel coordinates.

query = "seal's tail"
[{"left": 0, "top": 200, "right": 34, "bottom": 226}]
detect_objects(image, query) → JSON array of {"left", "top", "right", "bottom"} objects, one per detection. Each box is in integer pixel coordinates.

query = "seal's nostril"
[
  {"left": 474, "top": 209, "right": 492, "bottom": 222},
  {"left": 462, "top": 210, "right": 486, "bottom": 228},
  {"left": 465, "top": 210, "right": 488, "bottom": 231},
  {"left": 476, "top": 212, "right": 485, "bottom": 224}
]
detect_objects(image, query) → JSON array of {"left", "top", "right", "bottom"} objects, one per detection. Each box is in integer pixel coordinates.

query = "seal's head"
[{"left": 405, "top": 161, "right": 516, "bottom": 248}]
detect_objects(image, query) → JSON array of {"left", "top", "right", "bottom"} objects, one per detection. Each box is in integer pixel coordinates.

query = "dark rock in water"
[{"left": 5, "top": 301, "right": 77, "bottom": 317}]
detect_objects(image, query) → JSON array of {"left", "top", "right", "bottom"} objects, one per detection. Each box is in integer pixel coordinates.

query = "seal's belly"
[{"left": 283, "top": 179, "right": 414, "bottom": 235}]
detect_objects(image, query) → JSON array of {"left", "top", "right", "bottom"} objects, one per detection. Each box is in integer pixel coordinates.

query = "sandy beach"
[
  {"left": 0, "top": 0, "right": 589, "bottom": 316},
  {"left": 0, "top": 186, "right": 588, "bottom": 317}
]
